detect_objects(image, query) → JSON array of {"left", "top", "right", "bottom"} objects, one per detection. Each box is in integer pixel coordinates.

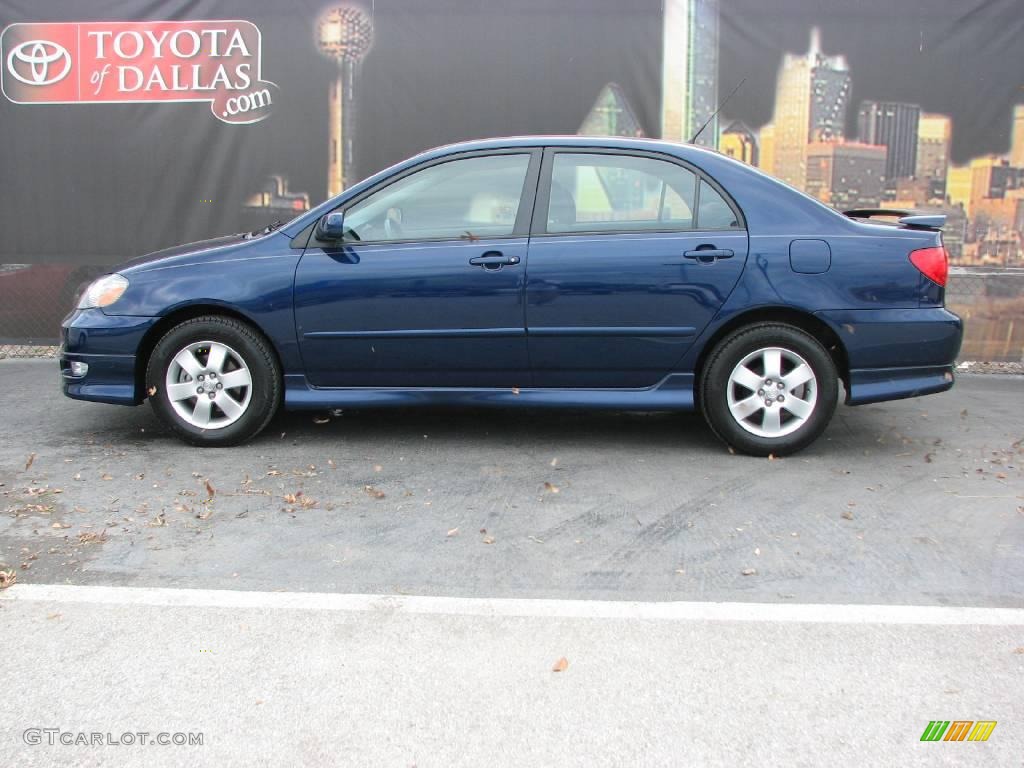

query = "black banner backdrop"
[{"left": 1, "top": 0, "right": 1022, "bottom": 358}]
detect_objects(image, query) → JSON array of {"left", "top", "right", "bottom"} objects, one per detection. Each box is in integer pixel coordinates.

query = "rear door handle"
[
  {"left": 469, "top": 251, "right": 520, "bottom": 270},
  {"left": 684, "top": 247, "right": 734, "bottom": 262}
]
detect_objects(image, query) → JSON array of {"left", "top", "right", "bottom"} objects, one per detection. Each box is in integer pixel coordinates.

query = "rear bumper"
[
  {"left": 815, "top": 306, "right": 963, "bottom": 405},
  {"left": 845, "top": 364, "right": 954, "bottom": 405},
  {"left": 60, "top": 309, "right": 156, "bottom": 405}
]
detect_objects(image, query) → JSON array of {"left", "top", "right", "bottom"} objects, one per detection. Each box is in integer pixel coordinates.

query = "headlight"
[{"left": 78, "top": 274, "right": 129, "bottom": 309}]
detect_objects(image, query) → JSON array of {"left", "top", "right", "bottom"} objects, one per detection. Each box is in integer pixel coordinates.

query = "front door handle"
[
  {"left": 684, "top": 247, "right": 734, "bottom": 263},
  {"left": 469, "top": 251, "right": 520, "bottom": 271}
]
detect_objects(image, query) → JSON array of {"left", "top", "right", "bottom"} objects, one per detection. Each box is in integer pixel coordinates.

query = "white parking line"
[{"left": 3, "top": 583, "right": 1023, "bottom": 625}]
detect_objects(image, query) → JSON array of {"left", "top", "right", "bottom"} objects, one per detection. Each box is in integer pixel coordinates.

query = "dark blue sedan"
[{"left": 60, "top": 137, "right": 962, "bottom": 455}]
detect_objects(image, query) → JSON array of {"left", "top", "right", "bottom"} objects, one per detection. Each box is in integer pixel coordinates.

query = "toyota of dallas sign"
[{"left": 1, "top": 20, "right": 279, "bottom": 124}]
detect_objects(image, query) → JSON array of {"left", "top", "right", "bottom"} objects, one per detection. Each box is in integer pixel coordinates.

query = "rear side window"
[
  {"left": 697, "top": 180, "right": 741, "bottom": 229},
  {"left": 546, "top": 153, "right": 697, "bottom": 233}
]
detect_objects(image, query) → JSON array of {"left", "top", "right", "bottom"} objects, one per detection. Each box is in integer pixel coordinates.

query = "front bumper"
[{"left": 60, "top": 309, "right": 157, "bottom": 405}]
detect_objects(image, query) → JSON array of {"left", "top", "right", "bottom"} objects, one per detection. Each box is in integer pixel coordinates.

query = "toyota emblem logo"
[{"left": 6, "top": 39, "right": 72, "bottom": 86}]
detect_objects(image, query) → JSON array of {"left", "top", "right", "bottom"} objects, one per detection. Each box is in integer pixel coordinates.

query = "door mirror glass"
[{"left": 316, "top": 211, "right": 346, "bottom": 241}]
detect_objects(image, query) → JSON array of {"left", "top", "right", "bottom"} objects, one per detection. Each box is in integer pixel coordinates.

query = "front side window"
[
  {"left": 547, "top": 153, "right": 697, "bottom": 234},
  {"left": 342, "top": 154, "right": 530, "bottom": 243}
]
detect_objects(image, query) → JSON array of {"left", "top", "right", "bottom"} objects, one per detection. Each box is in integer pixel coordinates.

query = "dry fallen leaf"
[
  {"left": 373, "top": 465, "right": 383, "bottom": 472},
  {"left": 51, "top": 522, "right": 71, "bottom": 529},
  {"left": 446, "top": 527, "right": 460, "bottom": 537},
  {"left": 741, "top": 568, "right": 757, "bottom": 576},
  {"left": 552, "top": 657, "right": 569, "bottom": 672},
  {"left": 0, "top": 569, "right": 16, "bottom": 589},
  {"left": 100, "top": 473, "right": 113, "bottom": 481},
  {"left": 482, "top": 535, "right": 496, "bottom": 545},
  {"left": 25, "top": 452, "right": 37, "bottom": 471},
  {"left": 841, "top": 510, "right": 854, "bottom": 520},
  {"left": 77, "top": 530, "right": 108, "bottom": 544},
  {"left": 363, "top": 485, "right": 386, "bottom": 499},
  {"left": 47, "top": 612, "right": 61, "bottom": 620},
  {"left": 147, "top": 386, "right": 157, "bottom": 397},
  {"left": 205, "top": 479, "right": 216, "bottom": 498},
  {"left": 543, "top": 482, "right": 560, "bottom": 494}
]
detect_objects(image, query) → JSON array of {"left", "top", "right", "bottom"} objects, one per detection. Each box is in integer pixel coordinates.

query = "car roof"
[{"left": 421, "top": 135, "right": 713, "bottom": 161}]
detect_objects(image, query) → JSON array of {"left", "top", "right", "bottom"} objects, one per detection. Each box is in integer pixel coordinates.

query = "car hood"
[{"left": 116, "top": 231, "right": 285, "bottom": 275}]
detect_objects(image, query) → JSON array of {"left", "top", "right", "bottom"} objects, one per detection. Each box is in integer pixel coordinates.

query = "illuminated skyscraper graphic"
[
  {"left": 805, "top": 141, "right": 886, "bottom": 210},
  {"left": 769, "top": 28, "right": 850, "bottom": 189},
  {"left": 318, "top": 6, "right": 373, "bottom": 198},
  {"left": 661, "top": 0, "right": 719, "bottom": 147},
  {"left": 578, "top": 83, "right": 644, "bottom": 137},
  {"left": 719, "top": 120, "right": 758, "bottom": 166},
  {"left": 1011, "top": 105, "right": 1024, "bottom": 168},
  {"left": 916, "top": 113, "right": 952, "bottom": 200},
  {"left": 857, "top": 100, "right": 920, "bottom": 181}
]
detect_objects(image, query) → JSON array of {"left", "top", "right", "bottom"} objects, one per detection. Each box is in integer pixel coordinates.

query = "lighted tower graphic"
[
  {"left": 661, "top": 0, "right": 720, "bottom": 147},
  {"left": 579, "top": 83, "right": 644, "bottom": 137},
  {"left": 769, "top": 28, "right": 850, "bottom": 189},
  {"left": 317, "top": 6, "right": 373, "bottom": 198}
]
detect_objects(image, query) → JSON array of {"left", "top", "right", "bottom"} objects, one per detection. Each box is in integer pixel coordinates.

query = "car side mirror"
[{"left": 316, "top": 211, "right": 346, "bottom": 241}]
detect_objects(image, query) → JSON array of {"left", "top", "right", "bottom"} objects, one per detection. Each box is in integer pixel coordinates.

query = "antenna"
[{"left": 689, "top": 77, "right": 746, "bottom": 144}]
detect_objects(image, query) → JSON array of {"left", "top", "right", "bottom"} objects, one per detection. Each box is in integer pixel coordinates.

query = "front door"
[
  {"left": 294, "top": 150, "right": 540, "bottom": 388},
  {"left": 525, "top": 149, "right": 749, "bottom": 388}
]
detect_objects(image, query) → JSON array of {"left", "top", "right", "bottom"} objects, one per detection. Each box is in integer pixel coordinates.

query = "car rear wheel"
[
  {"left": 700, "top": 323, "right": 838, "bottom": 456},
  {"left": 146, "top": 316, "right": 280, "bottom": 446}
]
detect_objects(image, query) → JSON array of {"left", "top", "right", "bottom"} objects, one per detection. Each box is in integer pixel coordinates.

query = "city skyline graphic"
[
  {"left": 251, "top": 1, "right": 1023, "bottom": 269},
  {"left": 2, "top": 0, "right": 1021, "bottom": 359}
]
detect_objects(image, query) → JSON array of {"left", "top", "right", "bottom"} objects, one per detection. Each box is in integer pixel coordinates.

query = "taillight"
[{"left": 909, "top": 246, "right": 949, "bottom": 287}]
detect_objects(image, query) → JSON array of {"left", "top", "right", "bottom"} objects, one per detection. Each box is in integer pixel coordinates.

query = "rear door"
[
  {"left": 294, "top": 150, "right": 540, "bottom": 387},
  {"left": 525, "top": 148, "right": 749, "bottom": 387}
]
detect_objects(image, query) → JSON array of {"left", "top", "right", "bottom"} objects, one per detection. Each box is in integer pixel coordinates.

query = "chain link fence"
[
  {"left": 946, "top": 267, "right": 1024, "bottom": 362},
  {"left": 2, "top": 263, "right": 1022, "bottom": 362}
]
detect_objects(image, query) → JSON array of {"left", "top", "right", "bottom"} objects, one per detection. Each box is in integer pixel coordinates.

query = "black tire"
[
  {"left": 145, "top": 315, "right": 281, "bottom": 446},
  {"left": 699, "top": 323, "right": 838, "bottom": 456}
]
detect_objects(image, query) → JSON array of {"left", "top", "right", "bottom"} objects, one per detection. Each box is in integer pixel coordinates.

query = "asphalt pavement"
[
  {"left": 0, "top": 360, "right": 1020, "bottom": 606},
  {"left": 0, "top": 360, "right": 1022, "bottom": 766}
]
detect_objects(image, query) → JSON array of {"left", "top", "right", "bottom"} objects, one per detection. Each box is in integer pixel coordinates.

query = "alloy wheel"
[
  {"left": 164, "top": 340, "right": 253, "bottom": 429},
  {"left": 726, "top": 346, "right": 818, "bottom": 438}
]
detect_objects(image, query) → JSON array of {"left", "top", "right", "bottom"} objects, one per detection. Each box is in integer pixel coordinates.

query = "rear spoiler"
[{"left": 843, "top": 208, "right": 946, "bottom": 230}]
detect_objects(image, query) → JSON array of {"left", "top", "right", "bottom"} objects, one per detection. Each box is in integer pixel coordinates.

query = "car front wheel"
[
  {"left": 700, "top": 323, "right": 838, "bottom": 456},
  {"left": 146, "top": 315, "right": 280, "bottom": 446}
]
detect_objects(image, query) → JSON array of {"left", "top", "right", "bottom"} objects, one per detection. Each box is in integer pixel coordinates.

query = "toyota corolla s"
[{"left": 60, "top": 137, "right": 963, "bottom": 455}]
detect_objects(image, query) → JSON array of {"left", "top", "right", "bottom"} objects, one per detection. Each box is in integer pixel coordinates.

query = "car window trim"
[
  {"left": 530, "top": 146, "right": 747, "bottom": 237},
  {"left": 307, "top": 148, "right": 543, "bottom": 248}
]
